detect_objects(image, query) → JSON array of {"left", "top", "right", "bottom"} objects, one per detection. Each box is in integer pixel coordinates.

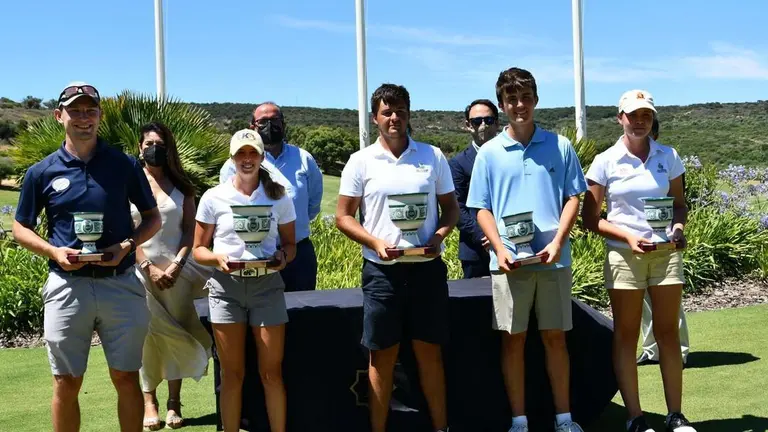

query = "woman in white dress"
[{"left": 132, "top": 122, "right": 213, "bottom": 430}]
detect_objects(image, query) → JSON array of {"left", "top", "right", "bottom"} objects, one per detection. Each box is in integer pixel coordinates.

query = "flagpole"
[
  {"left": 355, "top": 0, "right": 369, "bottom": 149},
  {"left": 572, "top": 0, "right": 586, "bottom": 140},
  {"left": 154, "top": 0, "right": 166, "bottom": 100}
]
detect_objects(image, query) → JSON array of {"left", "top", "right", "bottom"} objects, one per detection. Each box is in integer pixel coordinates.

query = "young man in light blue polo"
[{"left": 467, "top": 67, "right": 587, "bottom": 432}]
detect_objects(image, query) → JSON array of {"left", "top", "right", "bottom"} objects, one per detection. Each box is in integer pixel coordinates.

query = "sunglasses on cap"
[
  {"left": 469, "top": 116, "right": 496, "bottom": 127},
  {"left": 58, "top": 85, "right": 100, "bottom": 104}
]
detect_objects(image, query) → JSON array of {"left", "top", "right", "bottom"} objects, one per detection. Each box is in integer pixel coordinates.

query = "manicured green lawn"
[{"left": 1, "top": 304, "right": 766, "bottom": 431}]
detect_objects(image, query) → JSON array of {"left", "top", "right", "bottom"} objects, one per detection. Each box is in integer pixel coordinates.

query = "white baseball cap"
[
  {"left": 58, "top": 81, "right": 101, "bottom": 107},
  {"left": 229, "top": 129, "right": 265, "bottom": 156},
  {"left": 618, "top": 89, "right": 656, "bottom": 114}
]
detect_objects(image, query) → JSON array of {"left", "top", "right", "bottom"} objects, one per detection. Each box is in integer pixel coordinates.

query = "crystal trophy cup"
[
  {"left": 228, "top": 204, "right": 278, "bottom": 269},
  {"left": 502, "top": 211, "right": 547, "bottom": 268},
  {"left": 68, "top": 212, "right": 113, "bottom": 262},
  {"left": 385, "top": 192, "right": 436, "bottom": 258},
  {"left": 639, "top": 197, "right": 684, "bottom": 252}
]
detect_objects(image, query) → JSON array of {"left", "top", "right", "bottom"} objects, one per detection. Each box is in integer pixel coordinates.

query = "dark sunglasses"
[
  {"left": 58, "top": 85, "right": 100, "bottom": 104},
  {"left": 469, "top": 116, "right": 496, "bottom": 127}
]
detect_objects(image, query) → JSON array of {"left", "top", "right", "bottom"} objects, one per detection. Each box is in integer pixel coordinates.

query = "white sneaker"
[
  {"left": 555, "top": 421, "right": 585, "bottom": 432},
  {"left": 508, "top": 424, "right": 528, "bottom": 432}
]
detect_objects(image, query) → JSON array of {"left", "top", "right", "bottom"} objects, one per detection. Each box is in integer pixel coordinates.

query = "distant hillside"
[
  {"left": 3, "top": 98, "right": 768, "bottom": 166},
  {"left": 195, "top": 101, "right": 768, "bottom": 166}
]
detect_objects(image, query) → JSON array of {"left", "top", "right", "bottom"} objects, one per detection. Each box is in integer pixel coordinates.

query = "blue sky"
[{"left": 2, "top": 0, "right": 767, "bottom": 111}]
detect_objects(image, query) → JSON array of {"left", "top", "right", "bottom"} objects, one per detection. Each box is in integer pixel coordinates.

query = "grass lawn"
[
  {"left": 1, "top": 304, "right": 766, "bottom": 431},
  {"left": 0, "top": 188, "right": 18, "bottom": 231}
]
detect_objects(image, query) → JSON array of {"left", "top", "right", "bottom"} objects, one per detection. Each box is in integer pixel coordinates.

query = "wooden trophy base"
[
  {"left": 228, "top": 258, "right": 279, "bottom": 270},
  {"left": 509, "top": 252, "right": 548, "bottom": 269},
  {"left": 385, "top": 245, "right": 438, "bottom": 258},
  {"left": 640, "top": 241, "right": 684, "bottom": 252},
  {"left": 67, "top": 252, "right": 114, "bottom": 263}
]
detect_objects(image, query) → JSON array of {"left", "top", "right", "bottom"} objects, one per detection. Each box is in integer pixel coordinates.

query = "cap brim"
[
  {"left": 230, "top": 143, "right": 265, "bottom": 156},
  {"left": 621, "top": 100, "right": 656, "bottom": 114},
  {"left": 59, "top": 93, "right": 100, "bottom": 107}
]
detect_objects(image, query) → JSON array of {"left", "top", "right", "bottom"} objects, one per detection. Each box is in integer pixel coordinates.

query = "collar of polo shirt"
[
  {"left": 500, "top": 125, "right": 547, "bottom": 148},
  {"left": 613, "top": 136, "right": 663, "bottom": 160},
  {"left": 57, "top": 139, "right": 109, "bottom": 164},
  {"left": 371, "top": 136, "right": 419, "bottom": 159}
]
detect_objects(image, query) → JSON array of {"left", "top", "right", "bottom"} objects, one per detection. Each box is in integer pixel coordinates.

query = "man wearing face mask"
[
  {"left": 220, "top": 102, "right": 323, "bottom": 292},
  {"left": 448, "top": 99, "right": 500, "bottom": 278}
]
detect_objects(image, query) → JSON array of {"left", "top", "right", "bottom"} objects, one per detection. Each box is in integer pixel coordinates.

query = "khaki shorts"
[
  {"left": 491, "top": 267, "right": 573, "bottom": 334},
  {"left": 604, "top": 246, "right": 684, "bottom": 290},
  {"left": 43, "top": 271, "right": 150, "bottom": 377}
]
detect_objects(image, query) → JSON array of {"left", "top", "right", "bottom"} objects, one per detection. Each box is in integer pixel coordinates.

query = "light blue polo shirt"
[{"left": 466, "top": 126, "right": 587, "bottom": 272}]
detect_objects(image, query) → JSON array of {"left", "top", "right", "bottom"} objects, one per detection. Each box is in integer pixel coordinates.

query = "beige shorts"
[
  {"left": 491, "top": 267, "right": 573, "bottom": 334},
  {"left": 604, "top": 246, "right": 684, "bottom": 290}
]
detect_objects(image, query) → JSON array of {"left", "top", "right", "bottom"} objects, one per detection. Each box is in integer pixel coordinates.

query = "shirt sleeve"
[
  {"left": 127, "top": 156, "right": 157, "bottom": 213},
  {"left": 584, "top": 153, "right": 607, "bottom": 186},
  {"left": 14, "top": 164, "right": 43, "bottom": 227},
  {"left": 668, "top": 148, "right": 686, "bottom": 180},
  {"left": 466, "top": 151, "right": 491, "bottom": 210},
  {"left": 563, "top": 140, "right": 587, "bottom": 197},
  {"left": 305, "top": 152, "right": 323, "bottom": 220},
  {"left": 275, "top": 194, "right": 297, "bottom": 225},
  {"left": 434, "top": 149, "right": 455, "bottom": 195},
  {"left": 338, "top": 153, "right": 363, "bottom": 197},
  {"left": 195, "top": 191, "right": 216, "bottom": 224}
]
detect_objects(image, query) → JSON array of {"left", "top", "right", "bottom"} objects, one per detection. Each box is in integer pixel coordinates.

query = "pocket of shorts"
[{"left": 41, "top": 273, "right": 65, "bottom": 304}]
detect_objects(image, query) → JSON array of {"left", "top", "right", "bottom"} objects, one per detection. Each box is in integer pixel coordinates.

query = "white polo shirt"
[
  {"left": 195, "top": 175, "right": 296, "bottom": 259},
  {"left": 339, "top": 137, "right": 455, "bottom": 265},
  {"left": 585, "top": 137, "right": 685, "bottom": 249}
]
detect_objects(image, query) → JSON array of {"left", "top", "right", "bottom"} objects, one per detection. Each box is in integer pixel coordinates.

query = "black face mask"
[
  {"left": 256, "top": 120, "right": 284, "bottom": 146},
  {"left": 142, "top": 145, "right": 168, "bottom": 167}
]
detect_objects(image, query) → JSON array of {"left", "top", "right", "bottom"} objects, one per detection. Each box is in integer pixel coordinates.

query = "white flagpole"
[
  {"left": 572, "top": 0, "right": 586, "bottom": 140},
  {"left": 355, "top": 0, "right": 370, "bottom": 149},
  {"left": 154, "top": 0, "right": 167, "bottom": 101}
]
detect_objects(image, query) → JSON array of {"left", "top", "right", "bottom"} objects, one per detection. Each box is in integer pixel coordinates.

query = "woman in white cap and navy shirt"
[
  {"left": 581, "top": 90, "right": 696, "bottom": 432},
  {"left": 193, "top": 129, "right": 296, "bottom": 432}
]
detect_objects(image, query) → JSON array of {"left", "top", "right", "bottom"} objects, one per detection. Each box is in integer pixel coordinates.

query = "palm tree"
[{"left": 11, "top": 91, "right": 229, "bottom": 198}]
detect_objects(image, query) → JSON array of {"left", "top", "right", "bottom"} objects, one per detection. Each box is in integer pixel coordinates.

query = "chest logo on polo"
[
  {"left": 657, "top": 163, "right": 667, "bottom": 173},
  {"left": 416, "top": 163, "right": 430, "bottom": 173},
  {"left": 51, "top": 177, "right": 70, "bottom": 192}
]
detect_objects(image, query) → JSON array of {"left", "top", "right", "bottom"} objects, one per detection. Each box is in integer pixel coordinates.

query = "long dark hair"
[
  {"left": 258, "top": 165, "right": 285, "bottom": 200},
  {"left": 138, "top": 122, "right": 196, "bottom": 197}
]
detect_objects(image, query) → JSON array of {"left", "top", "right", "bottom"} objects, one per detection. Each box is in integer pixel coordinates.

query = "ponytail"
[{"left": 259, "top": 168, "right": 285, "bottom": 200}]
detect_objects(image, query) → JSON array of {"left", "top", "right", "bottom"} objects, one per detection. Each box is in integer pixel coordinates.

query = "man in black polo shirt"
[{"left": 12, "top": 82, "right": 161, "bottom": 432}]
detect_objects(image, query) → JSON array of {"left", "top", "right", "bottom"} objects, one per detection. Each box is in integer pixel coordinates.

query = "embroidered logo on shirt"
[
  {"left": 51, "top": 177, "right": 70, "bottom": 192},
  {"left": 657, "top": 163, "right": 667, "bottom": 173},
  {"left": 416, "top": 163, "right": 430, "bottom": 173}
]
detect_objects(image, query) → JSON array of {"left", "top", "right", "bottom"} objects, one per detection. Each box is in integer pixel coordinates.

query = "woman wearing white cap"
[
  {"left": 193, "top": 129, "right": 296, "bottom": 432},
  {"left": 581, "top": 90, "right": 696, "bottom": 432}
]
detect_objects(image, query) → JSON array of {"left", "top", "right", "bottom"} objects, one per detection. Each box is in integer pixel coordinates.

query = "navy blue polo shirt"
[{"left": 15, "top": 139, "right": 157, "bottom": 273}]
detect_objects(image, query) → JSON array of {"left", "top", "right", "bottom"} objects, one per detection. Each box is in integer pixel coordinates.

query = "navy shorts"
[{"left": 361, "top": 257, "right": 450, "bottom": 350}]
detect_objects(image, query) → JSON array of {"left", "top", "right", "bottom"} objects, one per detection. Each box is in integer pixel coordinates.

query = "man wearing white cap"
[
  {"left": 582, "top": 90, "right": 696, "bottom": 432},
  {"left": 13, "top": 81, "right": 161, "bottom": 431}
]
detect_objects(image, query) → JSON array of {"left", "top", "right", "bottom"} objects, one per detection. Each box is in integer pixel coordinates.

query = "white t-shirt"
[
  {"left": 195, "top": 176, "right": 296, "bottom": 259},
  {"left": 339, "top": 137, "right": 455, "bottom": 264},
  {"left": 585, "top": 137, "right": 685, "bottom": 249}
]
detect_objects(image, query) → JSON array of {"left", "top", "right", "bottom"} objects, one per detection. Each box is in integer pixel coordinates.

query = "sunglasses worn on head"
[
  {"left": 469, "top": 116, "right": 496, "bottom": 127},
  {"left": 58, "top": 85, "right": 100, "bottom": 104}
]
